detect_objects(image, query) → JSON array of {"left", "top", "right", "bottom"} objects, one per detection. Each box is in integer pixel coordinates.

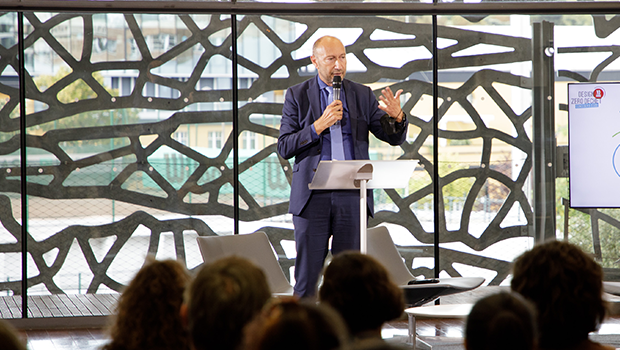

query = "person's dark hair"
[
  {"left": 243, "top": 298, "right": 349, "bottom": 350},
  {"left": 511, "top": 240, "right": 607, "bottom": 349},
  {"left": 319, "top": 251, "right": 404, "bottom": 337},
  {"left": 102, "top": 258, "right": 190, "bottom": 350},
  {"left": 465, "top": 292, "right": 537, "bottom": 350},
  {"left": 187, "top": 256, "right": 271, "bottom": 350},
  {"left": 0, "top": 319, "right": 26, "bottom": 350}
]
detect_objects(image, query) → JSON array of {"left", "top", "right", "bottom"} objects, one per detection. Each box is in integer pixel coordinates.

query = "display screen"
[{"left": 568, "top": 82, "right": 620, "bottom": 208}]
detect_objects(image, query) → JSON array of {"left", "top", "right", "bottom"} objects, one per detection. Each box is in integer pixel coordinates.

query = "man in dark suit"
[{"left": 277, "top": 36, "right": 408, "bottom": 297}]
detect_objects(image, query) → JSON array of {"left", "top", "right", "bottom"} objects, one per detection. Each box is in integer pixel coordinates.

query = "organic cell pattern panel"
[{"left": 1, "top": 12, "right": 616, "bottom": 297}]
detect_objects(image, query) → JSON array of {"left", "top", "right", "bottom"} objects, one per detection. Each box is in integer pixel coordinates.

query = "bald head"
[
  {"left": 311, "top": 36, "right": 347, "bottom": 84},
  {"left": 312, "top": 36, "right": 344, "bottom": 56}
]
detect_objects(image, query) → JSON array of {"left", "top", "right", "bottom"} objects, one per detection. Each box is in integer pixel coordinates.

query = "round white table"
[{"left": 404, "top": 304, "right": 473, "bottom": 350}]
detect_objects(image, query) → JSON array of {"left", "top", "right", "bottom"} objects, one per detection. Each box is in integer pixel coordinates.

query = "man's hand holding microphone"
[{"left": 314, "top": 76, "right": 343, "bottom": 135}]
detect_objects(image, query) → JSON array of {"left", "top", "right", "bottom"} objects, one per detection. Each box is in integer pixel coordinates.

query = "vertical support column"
[
  {"left": 18, "top": 12, "right": 29, "bottom": 318},
  {"left": 432, "top": 15, "right": 440, "bottom": 281},
  {"left": 231, "top": 15, "right": 239, "bottom": 235},
  {"left": 532, "top": 21, "right": 556, "bottom": 243}
]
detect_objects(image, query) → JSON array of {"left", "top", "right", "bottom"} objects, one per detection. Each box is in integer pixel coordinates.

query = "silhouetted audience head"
[
  {"left": 465, "top": 292, "right": 537, "bottom": 350},
  {"left": 319, "top": 251, "right": 404, "bottom": 340},
  {"left": 243, "top": 298, "right": 349, "bottom": 350},
  {"left": 103, "top": 258, "right": 190, "bottom": 350},
  {"left": 511, "top": 240, "right": 608, "bottom": 350},
  {"left": 185, "top": 256, "right": 271, "bottom": 350},
  {"left": 0, "top": 319, "right": 26, "bottom": 350}
]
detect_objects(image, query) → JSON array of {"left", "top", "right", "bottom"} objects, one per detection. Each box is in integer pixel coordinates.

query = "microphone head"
[{"left": 332, "top": 75, "right": 342, "bottom": 89}]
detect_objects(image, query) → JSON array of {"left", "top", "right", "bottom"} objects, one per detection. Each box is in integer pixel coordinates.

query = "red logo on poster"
[{"left": 594, "top": 88, "right": 604, "bottom": 99}]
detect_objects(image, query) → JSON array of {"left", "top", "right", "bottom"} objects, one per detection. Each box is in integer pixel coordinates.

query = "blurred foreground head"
[
  {"left": 319, "top": 251, "right": 404, "bottom": 339},
  {"left": 0, "top": 319, "right": 26, "bottom": 350},
  {"left": 511, "top": 240, "right": 606, "bottom": 349},
  {"left": 465, "top": 292, "right": 537, "bottom": 350},
  {"left": 186, "top": 256, "right": 271, "bottom": 350},
  {"left": 103, "top": 258, "right": 190, "bottom": 350},
  {"left": 243, "top": 298, "right": 349, "bottom": 350}
]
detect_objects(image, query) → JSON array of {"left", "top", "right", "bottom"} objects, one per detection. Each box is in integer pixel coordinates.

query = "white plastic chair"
[
  {"left": 366, "top": 226, "right": 485, "bottom": 348},
  {"left": 366, "top": 226, "right": 485, "bottom": 306},
  {"left": 196, "top": 231, "right": 294, "bottom": 296}
]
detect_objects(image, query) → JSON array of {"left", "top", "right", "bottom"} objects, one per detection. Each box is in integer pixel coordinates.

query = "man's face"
[{"left": 311, "top": 38, "right": 347, "bottom": 85}]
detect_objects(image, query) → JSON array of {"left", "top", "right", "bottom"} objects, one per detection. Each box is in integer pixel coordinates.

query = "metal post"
[
  {"left": 590, "top": 209, "right": 602, "bottom": 261},
  {"left": 432, "top": 14, "right": 441, "bottom": 294},
  {"left": 360, "top": 179, "right": 368, "bottom": 254},
  {"left": 563, "top": 197, "right": 569, "bottom": 241},
  {"left": 532, "top": 21, "right": 556, "bottom": 242},
  {"left": 231, "top": 15, "right": 239, "bottom": 235},
  {"left": 408, "top": 313, "right": 416, "bottom": 347},
  {"left": 18, "top": 11, "right": 29, "bottom": 319}
]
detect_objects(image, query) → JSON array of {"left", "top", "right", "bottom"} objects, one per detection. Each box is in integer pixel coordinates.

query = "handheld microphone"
[{"left": 332, "top": 75, "right": 342, "bottom": 101}]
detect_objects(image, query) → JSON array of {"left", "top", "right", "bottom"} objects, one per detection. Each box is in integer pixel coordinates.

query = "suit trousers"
[{"left": 292, "top": 189, "right": 361, "bottom": 297}]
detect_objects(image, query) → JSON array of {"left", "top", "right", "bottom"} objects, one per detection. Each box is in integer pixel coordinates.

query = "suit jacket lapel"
[
  {"left": 344, "top": 79, "right": 359, "bottom": 144},
  {"left": 307, "top": 77, "right": 321, "bottom": 122}
]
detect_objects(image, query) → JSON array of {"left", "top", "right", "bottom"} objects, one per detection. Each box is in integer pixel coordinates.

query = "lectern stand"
[{"left": 308, "top": 160, "right": 418, "bottom": 253}]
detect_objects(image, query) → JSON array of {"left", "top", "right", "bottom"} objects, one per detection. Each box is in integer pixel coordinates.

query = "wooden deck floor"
[
  {"left": 0, "top": 294, "right": 119, "bottom": 319},
  {"left": 1, "top": 287, "right": 501, "bottom": 321}
]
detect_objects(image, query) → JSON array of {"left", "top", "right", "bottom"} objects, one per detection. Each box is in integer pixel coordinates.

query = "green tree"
[{"left": 557, "top": 178, "right": 620, "bottom": 268}]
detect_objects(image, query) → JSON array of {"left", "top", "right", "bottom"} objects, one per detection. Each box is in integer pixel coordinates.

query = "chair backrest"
[
  {"left": 367, "top": 226, "right": 415, "bottom": 286},
  {"left": 196, "top": 232, "right": 294, "bottom": 295}
]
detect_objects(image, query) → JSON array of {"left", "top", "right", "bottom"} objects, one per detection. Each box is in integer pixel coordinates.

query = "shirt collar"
[{"left": 317, "top": 75, "right": 329, "bottom": 90}]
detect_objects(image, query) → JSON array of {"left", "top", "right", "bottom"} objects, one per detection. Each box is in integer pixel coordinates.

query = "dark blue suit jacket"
[{"left": 277, "top": 76, "right": 408, "bottom": 216}]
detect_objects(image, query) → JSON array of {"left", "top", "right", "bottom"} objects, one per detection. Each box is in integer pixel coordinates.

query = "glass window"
[
  {"left": 18, "top": 12, "right": 233, "bottom": 304},
  {"left": 3, "top": 4, "right": 620, "bottom": 319},
  {"left": 0, "top": 12, "right": 21, "bottom": 314}
]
